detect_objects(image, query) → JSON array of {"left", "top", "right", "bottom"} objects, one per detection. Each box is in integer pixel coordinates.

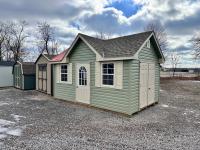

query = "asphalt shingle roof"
[
  {"left": 21, "top": 62, "right": 35, "bottom": 75},
  {"left": 79, "top": 31, "right": 153, "bottom": 58},
  {"left": 43, "top": 54, "right": 56, "bottom": 60}
]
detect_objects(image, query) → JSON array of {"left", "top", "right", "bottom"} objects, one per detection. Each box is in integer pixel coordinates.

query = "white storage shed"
[{"left": 0, "top": 61, "right": 15, "bottom": 87}]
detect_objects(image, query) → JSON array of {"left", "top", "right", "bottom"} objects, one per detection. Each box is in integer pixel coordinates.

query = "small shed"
[
  {"left": 35, "top": 51, "right": 68, "bottom": 95},
  {"left": 0, "top": 61, "right": 15, "bottom": 87},
  {"left": 52, "top": 31, "right": 165, "bottom": 115},
  {"left": 13, "top": 61, "right": 36, "bottom": 90},
  {"left": 35, "top": 54, "right": 55, "bottom": 94}
]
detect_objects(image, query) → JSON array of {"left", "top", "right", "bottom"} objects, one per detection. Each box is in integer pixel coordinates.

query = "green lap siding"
[
  {"left": 53, "top": 37, "right": 161, "bottom": 115},
  {"left": 138, "top": 43, "right": 160, "bottom": 102},
  {"left": 129, "top": 60, "right": 140, "bottom": 113},
  {"left": 14, "top": 65, "right": 22, "bottom": 89},
  {"left": 53, "top": 40, "right": 96, "bottom": 101},
  {"left": 53, "top": 64, "right": 75, "bottom": 101},
  {"left": 53, "top": 40, "right": 140, "bottom": 115},
  {"left": 91, "top": 60, "right": 140, "bottom": 115}
]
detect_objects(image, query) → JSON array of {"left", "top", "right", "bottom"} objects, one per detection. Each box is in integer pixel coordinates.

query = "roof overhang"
[
  {"left": 35, "top": 54, "right": 50, "bottom": 64},
  {"left": 53, "top": 32, "right": 165, "bottom": 63}
]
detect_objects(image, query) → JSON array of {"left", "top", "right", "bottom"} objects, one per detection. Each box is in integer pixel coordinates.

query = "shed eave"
[{"left": 97, "top": 56, "right": 135, "bottom": 61}]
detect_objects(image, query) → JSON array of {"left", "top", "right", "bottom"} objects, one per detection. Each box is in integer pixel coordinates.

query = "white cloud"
[{"left": 0, "top": 0, "right": 199, "bottom": 67}]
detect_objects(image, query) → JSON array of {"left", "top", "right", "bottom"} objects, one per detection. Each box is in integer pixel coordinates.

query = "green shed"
[
  {"left": 13, "top": 61, "right": 36, "bottom": 90},
  {"left": 52, "top": 31, "right": 165, "bottom": 115}
]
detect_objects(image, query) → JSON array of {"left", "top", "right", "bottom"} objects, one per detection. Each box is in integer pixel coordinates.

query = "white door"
[
  {"left": 15, "top": 66, "right": 20, "bottom": 88},
  {"left": 139, "top": 63, "right": 155, "bottom": 109},
  {"left": 139, "top": 63, "right": 148, "bottom": 109},
  {"left": 147, "top": 64, "right": 155, "bottom": 105},
  {"left": 76, "top": 63, "right": 90, "bottom": 104},
  {"left": 38, "top": 64, "right": 47, "bottom": 93}
]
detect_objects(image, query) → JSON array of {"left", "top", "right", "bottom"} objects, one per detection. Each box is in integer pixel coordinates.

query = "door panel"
[
  {"left": 139, "top": 63, "right": 148, "bottom": 109},
  {"left": 139, "top": 63, "right": 155, "bottom": 109},
  {"left": 76, "top": 64, "right": 90, "bottom": 104},
  {"left": 43, "top": 80, "right": 47, "bottom": 91},
  {"left": 15, "top": 66, "right": 20, "bottom": 88},
  {"left": 147, "top": 64, "right": 155, "bottom": 105},
  {"left": 38, "top": 64, "right": 47, "bottom": 92},
  {"left": 38, "top": 79, "right": 42, "bottom": 90}
]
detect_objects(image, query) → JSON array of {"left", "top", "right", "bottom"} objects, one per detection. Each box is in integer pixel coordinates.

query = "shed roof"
[
  {"left": 51, "top": 49, "right": 68, "bottom": 62},
  {"left": 17, "top": 62, "right": 35, "bottom": 75},
  {"left": 22, "top": 62, "right": 35, "bottom": 75},
  {"left": 43, "top": 54, "right": 56, "bottom": 60},
  {"left": 78, "top": 31, "right": 154, "bottom": 58},
  {"left": 0, "top": 61, "right": 15, "bottom": 66}
]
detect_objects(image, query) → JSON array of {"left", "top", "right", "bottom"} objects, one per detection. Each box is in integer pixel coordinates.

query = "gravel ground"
[{"left": 0, "top": 80, "right": 200, "bottom": 150}]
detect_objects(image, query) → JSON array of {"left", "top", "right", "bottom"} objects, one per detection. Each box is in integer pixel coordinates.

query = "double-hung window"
[
  {"left": 102, "top": 63, "right": 114, "bottom": 86},
  {"left": 60, "top": 64, "right": 68, "bottom": 82}
]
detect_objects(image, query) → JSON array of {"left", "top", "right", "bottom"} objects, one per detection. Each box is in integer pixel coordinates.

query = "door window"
[{"left": 79, "top": 66, "right": 87, "bottom": 86}]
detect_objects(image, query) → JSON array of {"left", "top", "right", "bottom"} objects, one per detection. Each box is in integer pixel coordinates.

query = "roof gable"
[
  {"left": 22, "top": 62, "right": 35, "bottom": 75},
  {"left": 35, "top": 54, "right": 56, "bottom": 64},
  {"left": 79, "top": 31, "right": 153, "bottom": 58},
  {"left": 66, "top": 31, "right": 164, "bottom": 62},
  {"left": 14, "top": 61, "right": 35, "bottom": 75}
]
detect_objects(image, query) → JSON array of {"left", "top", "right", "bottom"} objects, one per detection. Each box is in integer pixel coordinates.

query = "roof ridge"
[
  {"left": 79, "top": 31, "right": 153, "bottom": 42},
  {"left": 78, "top": 33, "right": 104, "bottom": 41},
  {"left": 106, "top": 31, "right": 153, "bottom": 41}
]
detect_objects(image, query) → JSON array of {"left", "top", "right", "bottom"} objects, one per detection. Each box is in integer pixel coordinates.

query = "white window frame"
[
  {"left": 101, "top": 62, "right": 115, "bottom": 88},
  {"left": 60, "top": 64, "right": 68, "bottom": 83},
  {"left": 78, "top": 66, "right": 87, "bottom": 86},
  {"left": 147, "top": 40, "right": 151, "bottom": 48}
]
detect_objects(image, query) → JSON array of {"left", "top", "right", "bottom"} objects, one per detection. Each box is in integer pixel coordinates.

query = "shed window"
[
  {"left": 79, "top": 66, "right": 87, "bottom": 85},
  {"left": 60, "top": 64, "right": 68, "bottom": 82},
  {"left": 146, "top": 40, "right": 150, "bottom": 48},
  {"left": 102, "top": 63, "right": 114, "bottom": 85}
]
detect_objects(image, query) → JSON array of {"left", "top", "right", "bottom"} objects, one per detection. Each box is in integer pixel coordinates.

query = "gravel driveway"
[{"left": 0, "top": 80, "right": 200, "bottom": 149}]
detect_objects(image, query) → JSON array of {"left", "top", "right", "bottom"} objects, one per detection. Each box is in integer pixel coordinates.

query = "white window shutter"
[
  {"left": 115, "top": 61, "right": 123, "bottom": 89},
  {"left": 55, "top": 64, "right": 60, "bottom": 82},
  {"left": 68, "top": 63, "right": 72, "bottom": 84},
  {"left": 95, "top": 61, "right": 101, "bottom": 87}
]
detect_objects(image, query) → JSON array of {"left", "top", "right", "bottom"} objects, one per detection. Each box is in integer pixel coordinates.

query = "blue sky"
[
  {"left": 0, "top": 0, "right": 199, "bottom": 68},
  {"left": 106, "top": 0, "right": 142, "bottom": 17}
]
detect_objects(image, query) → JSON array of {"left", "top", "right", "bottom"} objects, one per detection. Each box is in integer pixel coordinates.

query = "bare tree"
[
  {"left": 5, "top": 21, "right": 28, "bottom": 61},
  {"left": 37, "top": 22, "right": 55, "bottom": 55},
  {"left": 169, "top": 50, "right": 181, "bottom": 77},
  {"left": 51, "top": 37, "right": 59, "bottom": 55},
  {"left": 0, "top": 22, "right": 9, "bottom": 61},
  {"left": 191, "top": 33, "right": 200, "bottom": 59},
  {"left": 95, "top": 31, "right": 111, "bottom": 40},
  {"left": 144, "top": 22, "right": 168, "bottom": 53}
]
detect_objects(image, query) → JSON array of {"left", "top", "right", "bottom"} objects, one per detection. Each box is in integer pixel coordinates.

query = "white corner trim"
[{"left": 16, "top": 61, "right": 23, "bottom": 75}]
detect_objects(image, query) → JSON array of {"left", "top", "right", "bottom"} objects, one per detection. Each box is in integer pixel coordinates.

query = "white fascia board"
[{"left": 97, "top": 56, "right": 134, "bottom": 61}]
